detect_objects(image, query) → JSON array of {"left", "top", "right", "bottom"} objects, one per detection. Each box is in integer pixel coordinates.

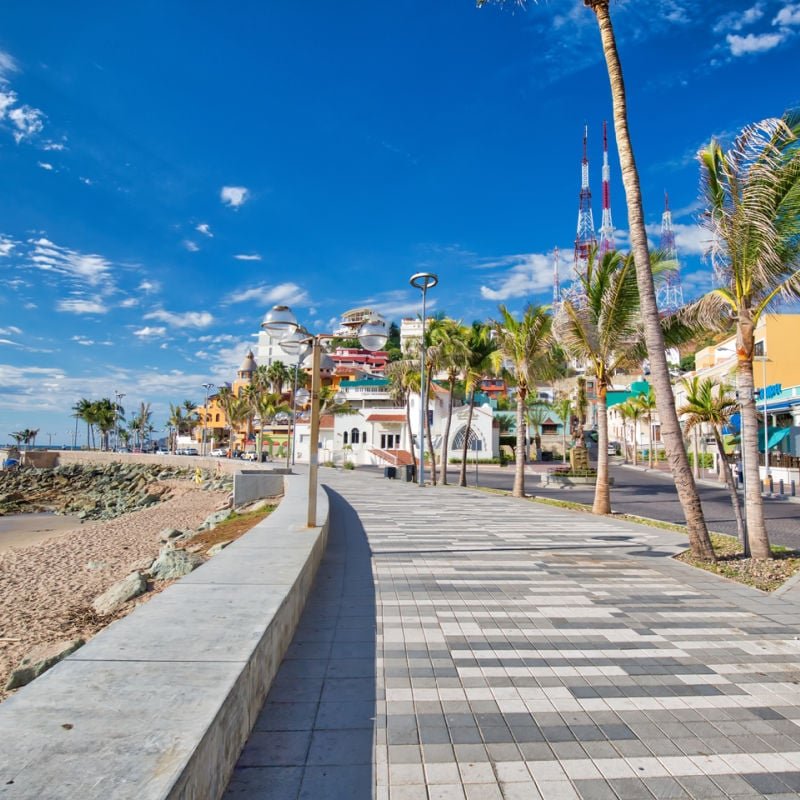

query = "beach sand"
[
  {"left": 0, "top": 480, "right": 229, "bottom": 701},
  {"left": 0, "top": 513, "right": 83, "bottom": 554}
]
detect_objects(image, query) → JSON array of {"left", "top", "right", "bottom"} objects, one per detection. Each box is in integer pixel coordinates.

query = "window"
[
  {"left": 343, "top": 431, "right": 348, "bottom": 445},
  {"left": 380, "top": 433, "right": 399, "bottom": 449},
  {"left": 215, "top": 413, "right": 220, "bottom": 422},
  {"left": 351, "top": 428, "right": 360, "bottom": 445},
  {"left": 542, "top": 423, "right": 558, "bottom": 435},
  {"left": 755, "top": 340, "right": 765, "bottom": 357}
]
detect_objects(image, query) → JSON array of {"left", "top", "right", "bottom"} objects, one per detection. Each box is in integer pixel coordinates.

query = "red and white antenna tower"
[
  {"left": 552, "top": 247, "right": 561, "bottom": 308},
  {"left": 656, "top": 192, "right": 684, "bottom": 311},
  {"left": 571, "top": 126, "right": 596, "bottom": 297},
  {"left": 598, "top": 120, "right": 615, "bottom": 255}
]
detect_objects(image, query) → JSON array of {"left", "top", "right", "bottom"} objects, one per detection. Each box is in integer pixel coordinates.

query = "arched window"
[
  {"left": 452, "top": 425, "right": 481, "bottom": 451},
  {"left": 351, "top": 428, "right": 360, "bottom": 444},
  {"left": 343, "top": 431, "right": 348, "bottom": 445},
  {"left": 215, "top": 413, "right": 220, "bottom": 422}
]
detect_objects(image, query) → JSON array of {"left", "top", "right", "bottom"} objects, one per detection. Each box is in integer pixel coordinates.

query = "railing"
[{"left": 759, "top": 453, "right": 800, "bottom": 469}]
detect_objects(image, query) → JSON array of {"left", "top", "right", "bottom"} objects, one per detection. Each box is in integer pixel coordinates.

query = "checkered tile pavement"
[{"left": 225, "top": 471, "right": 800, "bottom": 800}]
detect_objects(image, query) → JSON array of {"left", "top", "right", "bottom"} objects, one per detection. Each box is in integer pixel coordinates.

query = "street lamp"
[
  {"left": 279, "top": 328, "right": 312, "bottom": 468},
  {"left": 114, "top": 390, "right": 125, "bottom": 452},
  {"left": 201, "top": 382, "right": 214, "bottom": 456},
  {"left": 409, "top": 272, "right": 438, "bottom": 487},
  {"left": 261, "top": 305, "right": 387, "bottom": 527},
  {"left": 754, "top": 354, "right": 772, "bottom": 482}
]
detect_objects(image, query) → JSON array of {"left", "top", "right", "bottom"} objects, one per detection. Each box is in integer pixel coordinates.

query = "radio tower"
[
  {"left": 565, "top": 126, "right": 596, "bottom": 306},
  {"left": 656, "top": 192, "right": 684, "bottom": 312},
  {"left": 552, "top": 247, "right": 561, "bottom": 308},
  {"left": 598, "top": 121, "right": 615, "bottom": 255}
]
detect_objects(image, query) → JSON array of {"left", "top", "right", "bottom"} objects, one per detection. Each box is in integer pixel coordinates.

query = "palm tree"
[
  {"left": 459, "top": 323, "right": 496, "bottom": 486},
  {"left": 553, "top": 249, "right": 643, "bottom": 516},
  {"left": 168, "top": 403, "right": 186, "bottom": 452},
  {"left": 478, "top": 0, "right": 715, "bottom": 564},
  {"left": 255, "top": 391, "right": 291, "bottom": 459},
  {"left": 678, "top": 377, "right": 746, "bottom": 547},
  {"left": 216, "top": 386, "right": 235, "bottom": 450},
  {"left": 428, "top": 318, "right": 470, "bottom": 485},
  {"left": 226, "top": 396, "right": 251, "bottom": 453},
  {"left": 688, "top": 111, "right": 800, "bottom": 560},
  {"left": 266, "top": 361, "right": 291, "bottom": 395},
  {"left": 634, "top": 386, "right": 658, "bottom": 469},
  {"left": 616, "top": 398, "right": 643, "bottom": 466},
  {"left": 72, "top": 398, "right": 95, "bottom": 449},
  {"left": 526, "top": 402, "right": 550, "bottom": 462},
  {"left": 92, "top": 399, "right": 117, "bottom": 451},
  {"left": 552, "top": 395, "right": 573, "bottom": 464},
  {"left": 491, "top": 304, "right": 553, "bottom": 498},
  {"left": 386, "top": 357, "right": 421, "bottom": 469}
]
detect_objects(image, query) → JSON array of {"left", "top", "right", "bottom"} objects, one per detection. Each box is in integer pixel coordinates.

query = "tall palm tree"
[
  {"left": 168, "top": 403, "right": 186, "bottom": 452},
  {"left": 92, "top": 399, "right": 117, "bottom": 451},
  {"left": 634, "top": 386, "right": 658, "bottom": 469},
  {"left": 428, "top": 318, "right": 470, "bottom": 485},
  {"left": 459, "top": 323, "right": 496, "bottom": 487},
  {"left": 266, "top": 361, "right": 291, "bottom": 395},
  {"left": 491, "top": 304, "right": 553, "bottom": 498},
  {"left": 386, "top": 357, "right": 421, "bottom": 468},
  {"left": 72, "top": 398, "right": 95, "bottom": 449},
  {"left": 689, "top": 111, "right": 800, "bottom": 560},
  {"left": 552, "top": 395, "right": 573, "bottom": 464},
  {"left": 478, "top": 0, "right": 714, "bottom": 561},
  {"left": 553, "top": 249, "right": 644, "bottom": 516},
  {"left": 255, "top": 391, "right": 291, "bottom": 459},
  {"left": 678, "top": 377, "right": 745, "bottom": 547},
  {"left": 216, "top": 386, "right": 236, "bottom": 450}
]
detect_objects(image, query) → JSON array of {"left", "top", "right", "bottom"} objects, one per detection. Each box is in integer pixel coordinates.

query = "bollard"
[
  {"left": 792, "top": 480, "right": 797, "bottom": 497},
  {"left": 769, "top": 476, "right": 774, "bottom": 494},
  {"left": 779, "top": 479, "right": 784, "bottom": 496}
]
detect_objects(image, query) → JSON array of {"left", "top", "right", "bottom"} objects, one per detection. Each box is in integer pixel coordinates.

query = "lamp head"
[
  {"left": 358, "top": 316, "right": 389, "bottom": 352},
  {"left": 261, "top": 305, "right": 298, "bottom": 339},
  {"left": 409, "top": 272, "right": 439, "bottom": 291},
  {"left": 295, "top": 388, "right": 310, "bottom": 407}
]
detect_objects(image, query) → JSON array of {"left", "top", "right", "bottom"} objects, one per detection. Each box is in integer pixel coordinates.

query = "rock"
[
  {"left": 207, "top": 540, "right": 232, "bottom": 556},
  {"left": 157, "top": 527, "right": 184, "bottom": 543},
  {"left": 149, "top": 548, "right": 203, "bottom": 580},
  {"left": 129, "top": 556, "right": 155, "bottom": 573},
  {"left": 6, "top": 639, "right": 85, "bottom": 690},
  {"left": 91, "top": 571, "right": 147, "bottom": 616},
  {"left": 198, "top": 508, "right": 231, "bottom": 531}
]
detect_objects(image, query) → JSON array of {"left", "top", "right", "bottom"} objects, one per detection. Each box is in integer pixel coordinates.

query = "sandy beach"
[
  {"left": 0, "top": 513, "right": 83, "bottom": 554},
  {"left": 0, "top": 480, "right": 229, "bottom": 701}
]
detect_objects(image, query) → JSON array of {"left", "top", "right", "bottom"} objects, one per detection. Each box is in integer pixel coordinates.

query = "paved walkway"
[{"left": 225, "top": 470, "right": 800, "bottom": 800}]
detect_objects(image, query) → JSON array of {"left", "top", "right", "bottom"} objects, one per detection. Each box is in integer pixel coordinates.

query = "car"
[
  {"left": 242, "top": 451, "right": 258, "bottom": 461},
  {"left": 210, "top": 448, "right": 227, "bottom": 457},
  {"left": 155, "top": 448, "right": 169, "bottom": 456},
  {"left": 608, "top": 444, "right": 617, "bottom": 455},
  {"left": 185, "top": 448, "right": 199, "bottom": 456}
]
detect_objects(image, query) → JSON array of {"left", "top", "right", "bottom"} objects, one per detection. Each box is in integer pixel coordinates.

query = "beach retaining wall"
[{"left": 0, "top": 472, "right": 329, "bottom": 799}]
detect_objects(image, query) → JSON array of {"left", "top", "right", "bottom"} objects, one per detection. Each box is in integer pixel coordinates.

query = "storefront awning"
[{"left": 764, "top": 427, "right": 791, "bottom": 451}]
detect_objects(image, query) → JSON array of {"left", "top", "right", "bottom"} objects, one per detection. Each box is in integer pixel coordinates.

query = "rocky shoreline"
[
  {"left": 0, "top": 462, "right": 231, "bottom": 520},
  {"left": 0, "top": 465, "right": 238, "bottom": 701}
]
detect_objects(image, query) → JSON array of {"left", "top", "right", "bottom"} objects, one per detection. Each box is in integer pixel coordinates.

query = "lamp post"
[
  {"left": 262, "top": 305, "right": 387, "bottom": 527},
  {"left": 409, "top": 272, "right": 438, "bottom": 487},
  {"left": 201, "top": 382, "right": 214, "bottom": 456},
  {"left": 278, "top": 328, "right": 312, "bottom": 468},
  {"left": 754, "top": 354, "right": 771, "bottom": 482},
  {"left": 114, "top": 390, "right": 125, "bottom": 452}
]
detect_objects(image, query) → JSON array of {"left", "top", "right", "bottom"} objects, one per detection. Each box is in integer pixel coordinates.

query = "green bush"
[
  {"left": 343, "top": 461, "right": 355, "bottom": 470},
  {"left": 687, "top": 452, "right": 714, "bottom": 468}
]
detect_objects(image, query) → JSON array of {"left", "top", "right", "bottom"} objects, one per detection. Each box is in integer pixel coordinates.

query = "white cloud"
[
  {"left": 79, "top": 176, "right": 92, "bottom": 185},
  {"left": 354, "top": 289, "right": 439, "bottom": 319},
  {"left": 143, "top": 309, "right": 214, "bottom": 328},
  {"left": 8, "top": 104, "right": 44, "bottom": 142},
  {"left": 29, "top": 237, "right": 112, "bottom": 287},
  {"left": 0, "top": 90, "right": 17, "bottom": 119},
  {"left": 195, "top": 223, "right": 213, "bottom": 237},
  {"left": 220, "top": 185, "right": 249, "bottom": 208},
  {"left": 42, "top": 141, "right": 66, "bottom": 151},
  {"left": 727, "top": 30, "right": 786, "bottom": 55},
  {"left": 222, "top": 281, "right": 309, "bottom": 307},
  {"left": 0, "top": 50, "right": 18, "bottom": 77},
  {"left": 644, "top": 222, "right": 711, "bottom": 257},
  {"left": 133, "top": 326, "right": 167, "bottom": 339},
  {"left": 479, "top": 252, "right": 555, "bottom": 301},
  {"left": 714, "top": 4, "right": 765, "bottom": 32},
  {"left": 57, "top": 298, "right": 108, "bottom": 314},
  {"left": 0, "top": 326, "right": 22, "bottom": 335},
  {"left": 775, "top": 2, "right": 800, "bottom": 26},
  {"left": 118, "top": 298, "right": 138, "bottom": 308},
  {"left": 37, "top": 161, "right": 53, "bottom": 171},
  {"left": 71, "top": 335, "right": 95, "bottom": 347},
  {"left": 182, "top": 239, "right": 200, "bottom": 252},
  {"left": 0, "top": 235, "right": 16, "bottom": 257},
  {"left": 234, "top": 253, "right": 262, "bottom": 261},
  {"left": 138, "top": 279, "right": 160, "bottom": 294}
]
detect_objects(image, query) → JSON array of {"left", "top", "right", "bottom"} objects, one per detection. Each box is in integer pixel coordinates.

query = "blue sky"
[{"left": 1, "top": 0, "right": 799, "bottom": 442}]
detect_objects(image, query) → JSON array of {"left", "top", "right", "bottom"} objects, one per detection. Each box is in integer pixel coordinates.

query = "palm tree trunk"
[
  {"left": 712, "top": 427, "right": 746, "bottom": 547},
  {"left": 513, "top": 390, "right": 526, "bottom": 497},
  {"left": 647, "top": 414, "right": 654, "bottom": 469},
  {"left": 632, "top": 419, "right": 638, "bottom": 466},
  {"left": 425, "top": 375, "right": 437, "bottom": 486},
  {"left": 459, "top": 388, "right": 477, "bottom": 487},
  {"left": 737, "top": 354, "right": 771, "bottom": 559},
  {"left": 440, "top": 377, "right": 456, "bottom": 486},
  {"left": 593, "top": 385, "right": 611, "bottom": 514},
  {"left": 589, "top": 1, "right": 715, "bottom": 562},
  {"left": 405, "top": 395, "right": 417, "bottom": 471}
]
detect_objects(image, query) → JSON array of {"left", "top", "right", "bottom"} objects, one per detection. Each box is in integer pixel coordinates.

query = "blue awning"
[{"left": 765, "top": 427, "right": 792, "bottom": 450}]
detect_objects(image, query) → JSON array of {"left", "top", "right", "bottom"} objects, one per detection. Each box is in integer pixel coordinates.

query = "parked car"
[
  {"left": 185, "top": 448, "right": 199, "bottom": 456},
  {"left": 242, "top": 451, "right": 258, "bottom": 461},
  {"left": 210, "top": 448, "right": 227, "bottom": 457}
]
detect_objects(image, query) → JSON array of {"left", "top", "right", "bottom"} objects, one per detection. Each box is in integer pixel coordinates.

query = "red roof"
[
  {"left": 319, "top": 414, "right": 334, "bottom": 428},
  {"left": 366, "top": 414, "right": 406, "bottom": 422}
]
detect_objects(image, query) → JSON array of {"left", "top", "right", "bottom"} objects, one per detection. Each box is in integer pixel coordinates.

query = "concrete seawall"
[{"left": 0, "top": 472, "right": 329, "bottom": 799}]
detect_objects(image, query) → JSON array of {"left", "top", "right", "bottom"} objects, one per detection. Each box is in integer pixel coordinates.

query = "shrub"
[{"left": 343, "top": 461, "right": 355, "bottom": 470}]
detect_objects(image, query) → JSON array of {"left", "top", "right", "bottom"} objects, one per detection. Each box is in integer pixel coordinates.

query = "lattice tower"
[
  {"left": 565, "top": 126, "right": 595, "bottom": 308},
  {"left": 656, "top": 192, "right": 684, "bottom": 312},
  {"left": 598, "top": 120, "right": 615, "bottom": 256}
]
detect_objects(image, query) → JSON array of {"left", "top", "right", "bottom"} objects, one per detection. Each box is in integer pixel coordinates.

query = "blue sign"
[{"left": 756, "top": 383, "right": 782, "bottom": 401}]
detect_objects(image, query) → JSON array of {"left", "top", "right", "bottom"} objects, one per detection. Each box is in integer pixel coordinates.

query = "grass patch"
[
  {"left": 179, "top": 505, "right": 276, "bottom": 556},
  {"left": 675, "top": 534, "right": 800, "bottom": 592}
]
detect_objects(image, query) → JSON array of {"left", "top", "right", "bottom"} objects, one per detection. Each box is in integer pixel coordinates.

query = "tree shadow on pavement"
[{"left": 224, "top": 488, "right": 376, "bottom": 799}]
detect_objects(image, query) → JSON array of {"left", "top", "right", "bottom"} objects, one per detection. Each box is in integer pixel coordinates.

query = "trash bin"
[
  {"left": 541, "top": 451, "right": 553, "bottom": 462},
  {"left": 402, "top": 464, "right": 416, "bottom": 482},
  {"left": 384, "top": 466, "right": 397, "bottom": 479}
]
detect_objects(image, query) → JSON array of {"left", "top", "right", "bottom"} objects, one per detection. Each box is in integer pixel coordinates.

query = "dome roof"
[
  {"left": 238, "top": 350, "right": 257, "bottom": 374},
  {"left": 302, "top": 351, "right": 334, "bottom": 372}
]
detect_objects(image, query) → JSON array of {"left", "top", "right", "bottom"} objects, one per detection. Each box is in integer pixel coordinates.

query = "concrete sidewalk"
[{"left": 226, "top": 470, "right": 800, "bottom": 800}]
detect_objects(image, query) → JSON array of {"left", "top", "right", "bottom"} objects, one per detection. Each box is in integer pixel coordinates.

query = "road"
[{"left": 367, "top": 461, "right": 800, "bottom": 549}]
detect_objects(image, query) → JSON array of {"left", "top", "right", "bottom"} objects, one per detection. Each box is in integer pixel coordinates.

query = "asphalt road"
[{"left": 364, "top": 460, "right": 800, "bottom": 550}]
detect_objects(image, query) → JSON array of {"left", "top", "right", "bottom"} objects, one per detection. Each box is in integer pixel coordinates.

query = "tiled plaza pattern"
[{"left": 226, "top": 471, "right": 800, "bottom": 800}]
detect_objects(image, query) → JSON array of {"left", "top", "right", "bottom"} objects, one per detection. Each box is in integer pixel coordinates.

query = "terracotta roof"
[
  {"left": 319, "top": 414, "right": 335, "bottom": 429},
  {"left": 366, "top": 414, "right": 406, "bottom": 422}
]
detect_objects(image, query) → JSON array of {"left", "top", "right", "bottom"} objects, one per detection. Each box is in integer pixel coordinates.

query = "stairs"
[{"left": 369, "top": 448, "right": 415, "bottom": 466}]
